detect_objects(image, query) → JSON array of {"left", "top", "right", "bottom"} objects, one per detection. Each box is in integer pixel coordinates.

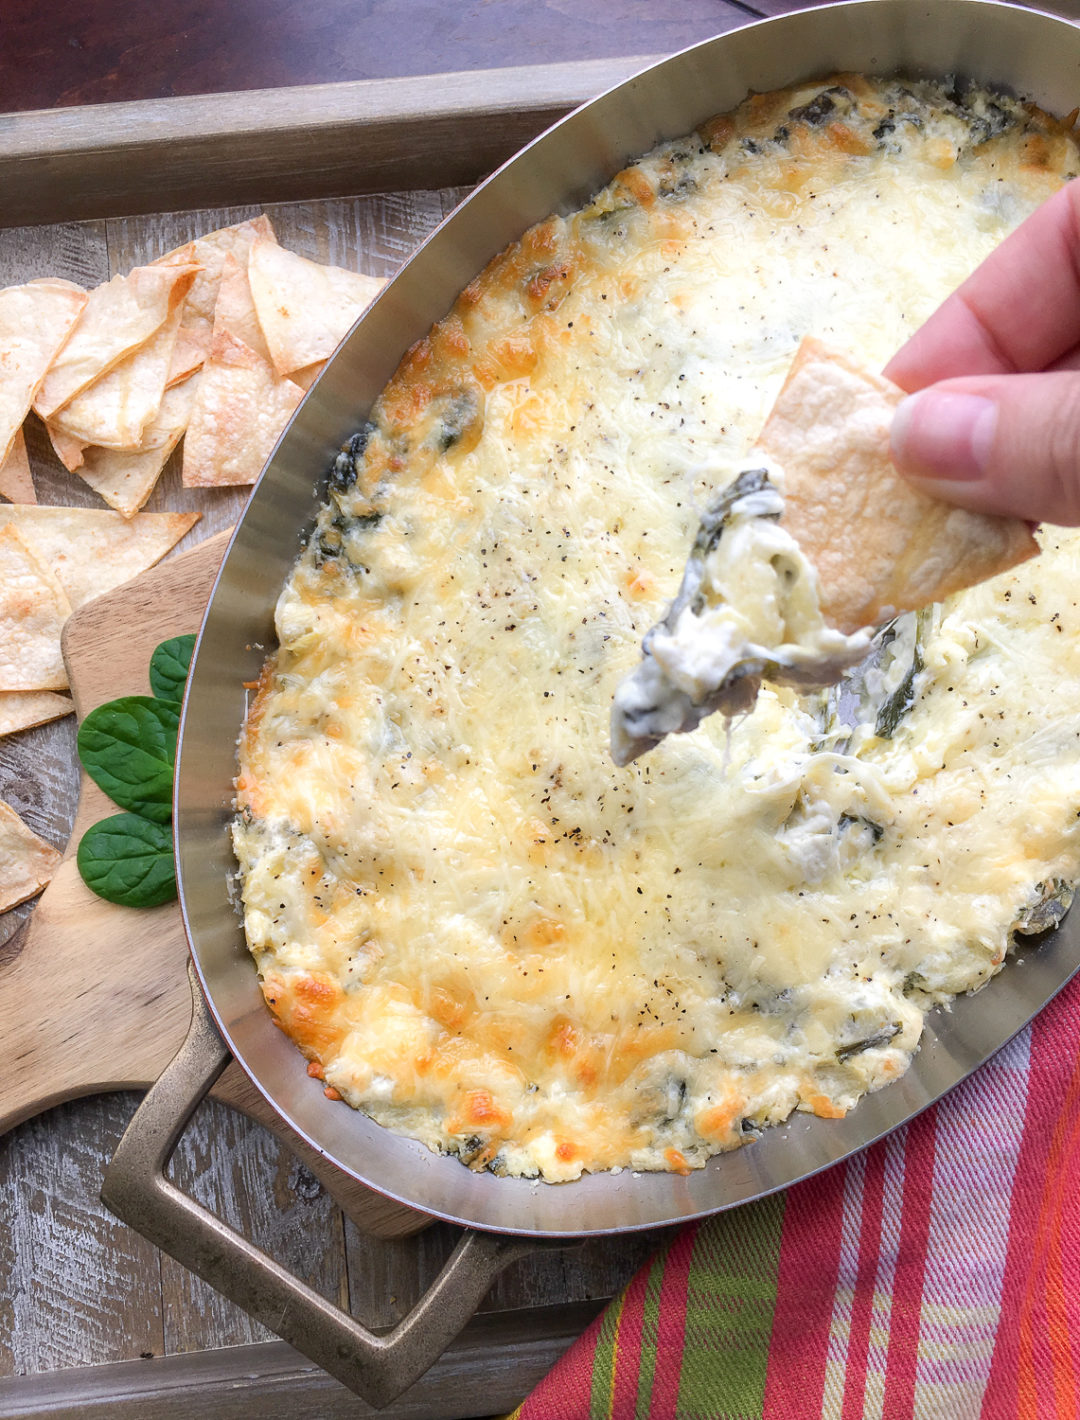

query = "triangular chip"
[
  {"left": 0, "top": 278, "right": 87, "bottom": 464},
  {"left": 166, "top": 324, "right": 210, "bottom": 389},
  {"left": 0, "top": 427, "right": 35, "bottom": 503},
  {"left": 0, "top": 691, "right": 73, "bottom": 737},
  {"left": 76, "top": 375, "right": 199, "bottom": 517},
  {"left": 156, "top": 216, "right": 277, "bottom": 384},
  {"left": 759, "top": 338, "right": 1038, "bottom": 633},
  {"left": 34, "top": 262, "right": 199, "bottom": 420},
  {"left": 213, "top": 252, "right": 271, "bottom": 363},
  {"left": 183, "top": 331, "right": 303, "bottom": 487},
  {"left": 46, "top": 421, "right": 86, "bottom": 473},
  {"left": 248, "top": 238, "right": 384, "bottom": 375},
  {"left": 0, "top": 504, "right": 199, "bottom": 610},
  {"left": 0, "top": 800, "right": 61, "bottom": 911},
  {"left": 154, "top": 242, "right": 198, "bottom": 268},
  {"left": 288, "top": 361, "right": 326, "bottom": 392},
  {"left": 0, "top": 524, "right": 72, "bottom": 690},
  {"left": 50, "top": 304, "right": 183, "bottom": 450}
]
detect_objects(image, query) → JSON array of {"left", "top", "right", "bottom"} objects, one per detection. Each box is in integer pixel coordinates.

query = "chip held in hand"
[{"left": 768, "top": 338, "right": 1036, "bottom": 635}]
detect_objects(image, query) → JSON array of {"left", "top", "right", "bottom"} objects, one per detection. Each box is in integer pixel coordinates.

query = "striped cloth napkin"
[{"left": 511, "top": 969, "right": 1080, "bottom": 1418}]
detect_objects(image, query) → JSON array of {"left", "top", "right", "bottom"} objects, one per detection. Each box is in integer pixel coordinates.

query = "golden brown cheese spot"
[
  {"left": 700, "top": 113, "right": 735, "bottom": 150},
  {"left": 664, "top": 1148, "right": 693, "bottom": 1176},
  {"left": 695, "top": 1094, "right": 745, "bottom": 1145},
  {"left": 265, "top": 971, "right": 349, "bottom": 1057},
  {"left": 524, "top": 261, "right": 575, "bottom": 310},
  {"left": 475, "top": 331, "right": 538, "bottom": 386},
  {"left": 805, "top": 1093, "right": 848, "bottom": 1121},
  {"left": 425, "top": 981, "right": 476, "bottom": 1032},
  {"left": 613, "top": 167, "right": 657, "bottom": 209},
  {"left": 826, "top": 121, "right": 875, "bottom": 157}
]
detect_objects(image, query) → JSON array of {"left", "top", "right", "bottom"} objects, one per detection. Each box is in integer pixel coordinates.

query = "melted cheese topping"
[{"left": 235, "top": 75, "right": 1080, "bottom": 1181}]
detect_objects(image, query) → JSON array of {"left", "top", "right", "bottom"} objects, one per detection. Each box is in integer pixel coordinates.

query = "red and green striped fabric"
[{"left": 511, "top": 972, "right": 1080, "bottom": 1419}]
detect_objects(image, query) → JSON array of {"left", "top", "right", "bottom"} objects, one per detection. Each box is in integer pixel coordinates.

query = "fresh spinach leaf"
[
  {"left": 149, "top": 633, "right": 196, "bottom": 704},
  {"left": 77, "top": 696, "right": 179, "bottom": 824},
  {"left": 77, "top": 813, "right": 176, "bottom": 908}
]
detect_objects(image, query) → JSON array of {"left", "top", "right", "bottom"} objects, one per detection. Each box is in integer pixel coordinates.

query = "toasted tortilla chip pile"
[
  {"left": 1, "top": 215, "right": 385, "bottom": 516},
  {"left": 0, "top": 501, "right": 198, "bottom": 915},
  {"left": 0, "top": 801, "right": 61, "bottom": 913},
  {"left": 0, "top": 214, "right": 384, "bottom": 912},
  {"left": 0, "top": 500, "right": 200, "bottom": 906},
  {"left": 0, "top": 502, "right": 198, "bottom": 703}
]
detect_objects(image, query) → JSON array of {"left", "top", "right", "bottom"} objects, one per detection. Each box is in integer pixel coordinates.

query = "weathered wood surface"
[
  {"left": 0, "top": 1303, "right": 605, "bottom": 1419},
  {"left": 0, "top": 189, "right": 670, "bottom": 1399}
]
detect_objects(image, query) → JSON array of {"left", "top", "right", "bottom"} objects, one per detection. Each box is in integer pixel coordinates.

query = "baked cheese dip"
[{"left": 235, "top": 74, "right": 1080, "bottom": 1181}]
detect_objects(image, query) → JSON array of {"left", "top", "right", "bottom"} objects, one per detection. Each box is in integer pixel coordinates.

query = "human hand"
[{"left": 886, "top": 179, "right": 1080, "bottom": 525}]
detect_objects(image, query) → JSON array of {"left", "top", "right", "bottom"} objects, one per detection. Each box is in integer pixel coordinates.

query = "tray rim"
[{"left": 0, "top": 54, "right": 663, "bottom": 231}]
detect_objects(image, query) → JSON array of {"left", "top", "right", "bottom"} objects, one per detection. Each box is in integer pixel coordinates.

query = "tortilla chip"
[
  {"left": 34, "top": 262, "right": 199, "bottom": 420},
  {"left": 0, "top": 524, "right": 72, "bottom": 690},
  {"left": 50, "top": 303, "right": 183, "bottom": 450},
  {"left": 156, "top": 215, "right": 277, "bottom": 385},
  {"left": 76, "top": 375, "right": 199, "bottom": 517},
  {"left": 183, "top": 331, "right": 303, "bottom": 487},
  {"left": 0, "top": 504, "right": 200, "bottom": 610},
  {"left": 0, "top": 690, "right": 73, "bottom": 737},
  {"left": 213, "top": 252, "right": 271, "bottom": 363},
  {"left": 0, "top": 800, "right": 61, "bottom": 911},
  {"left": 757, "top": 338, "right": 1038, "bottom": 634},
  {"left": 0, "top": 428, "right": 35, "bottom": 503},
  {"left": 46, "top": 421, "right": 86, "bottom": 473},
  {"left": 166, "top": 324, "right": 210, "bottom": 388},
  {"left": 288, "top": 361, "right": 326, "bottom": 392},
  {"left": 0, "top": 278, "right": 87, "bottom": 464},
  {"left": 248, "top": 238, "right": 384, "bottom": 375}
]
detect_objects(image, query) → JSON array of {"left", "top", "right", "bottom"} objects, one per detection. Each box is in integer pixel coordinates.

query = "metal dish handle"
[{"left": 101, "top": 964, "right": 539, "bottom": 1408}]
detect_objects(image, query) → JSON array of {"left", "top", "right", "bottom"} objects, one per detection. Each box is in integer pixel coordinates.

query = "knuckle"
[{"left": 1045, "top": 380, "right": 1080, "bottom": 524}]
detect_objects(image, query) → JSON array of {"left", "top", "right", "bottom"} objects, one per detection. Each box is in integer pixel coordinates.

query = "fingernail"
[{"left": 890, "top": 391, "right": 998, "bottom": 481}]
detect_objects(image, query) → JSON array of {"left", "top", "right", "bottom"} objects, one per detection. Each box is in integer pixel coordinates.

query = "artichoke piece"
[
  {"left": 1015, "top": 881, "right": 1075, "bottom": 936},
  {"left": 836, "top": 1021, "right": 902, "bottom": 1061},
  {"left": 812, "top": 605, "right": 931, "bottom": 750},
  {"left": 873, "top": 606, "right": 932, "bottom": 739}
]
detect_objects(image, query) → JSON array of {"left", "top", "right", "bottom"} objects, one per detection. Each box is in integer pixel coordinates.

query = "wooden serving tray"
[{"left": 0, "top": 56, "right": 657, "bottom": 229}]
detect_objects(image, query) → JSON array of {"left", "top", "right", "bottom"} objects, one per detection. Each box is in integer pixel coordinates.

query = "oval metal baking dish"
[{"left": 171, "top": 0, "right": 1080, "bottom": 1239}]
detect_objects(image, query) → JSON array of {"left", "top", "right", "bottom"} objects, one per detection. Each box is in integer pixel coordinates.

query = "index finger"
[{"left": 883, "top": 179, "right": 1080, "bottom": 391}]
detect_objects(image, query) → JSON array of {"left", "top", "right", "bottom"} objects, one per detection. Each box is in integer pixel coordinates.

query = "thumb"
[{"left": 889, "top": 372, "right": 1080, "bottom": 526}]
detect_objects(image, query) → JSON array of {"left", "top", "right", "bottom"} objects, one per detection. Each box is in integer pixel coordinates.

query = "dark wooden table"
[
  {"left": 2, "top": 1, "right": 1075, "bottom": 1415},
  {"left": 0, "top": 0, "right": 798, "bottom": 112}
]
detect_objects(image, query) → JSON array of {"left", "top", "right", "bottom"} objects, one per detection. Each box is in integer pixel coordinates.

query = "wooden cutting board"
[{"left": 0, "top": 529, "right": 428, "bottom": 1239}]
